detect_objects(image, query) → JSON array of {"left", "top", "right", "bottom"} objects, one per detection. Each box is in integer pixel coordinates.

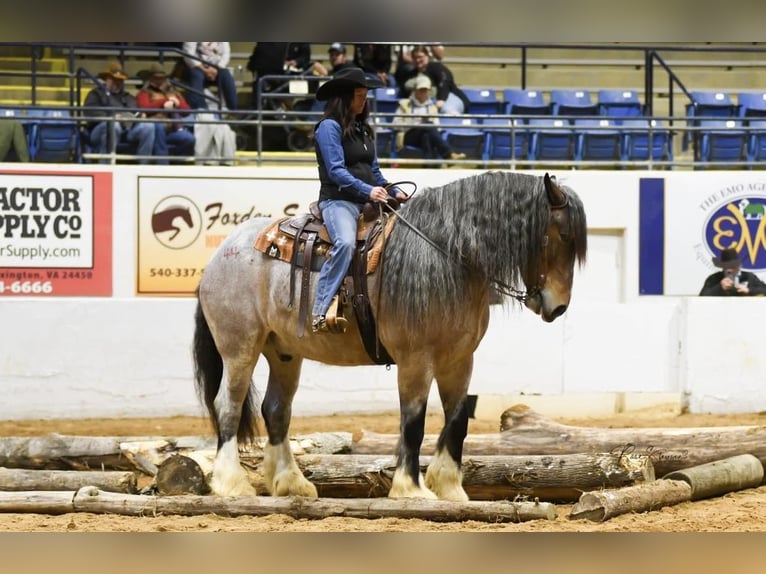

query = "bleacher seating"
[
  {"left": 745, "top": 119, "right": 766, "bottom": 163},
  {"left": 738, "top": 92, "right": 766, "bottom": 118},
  {"left": 461, "top": 88, "right": 502, "bottom": 115},
  {"left": 684, "top": 90, "right": 739, "bottom": 151},
  {"left": 27, "top": 107, "right": 79, "bottom": 162},
  {"left": 439, "top": 116, "right": 486, "bottom": 159},
  {"left": 695, "top": 119, "right": 747, "bottom": 166},
  {"left": 528, "top": 118, "right": 575, "bottom": 162},
  {"left": 573, "top": 119, "right": 621, "bottom": 162},
  {"left": 550, "top": 90, "right": 599, "bottom": 117},
  {"left": 502, "top": 88, "right": 551, "bottom": 117},
  {"left": 482, "top": 118, "right": 529, "bottom": 162},
  {"left": 375, "top": 127, "right": 396, "bottom": 158},
  {"left": 598, "top": 89, "right": 643, "bottom": 119},
  {"left": 621, "top": 119, "right": 673, "bottom": 164},
  {"left": 372, "top": 87, "right": 400, "bottom": 117}
]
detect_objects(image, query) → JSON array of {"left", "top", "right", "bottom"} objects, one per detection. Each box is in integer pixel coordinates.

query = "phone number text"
[{"left": 149, "top": 268, "right": 205, "bottom": 278}]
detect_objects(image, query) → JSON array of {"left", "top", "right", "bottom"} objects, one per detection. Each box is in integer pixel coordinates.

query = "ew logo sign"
[{"left": 704, "top": 196, "right": 766, "bottom": 270}]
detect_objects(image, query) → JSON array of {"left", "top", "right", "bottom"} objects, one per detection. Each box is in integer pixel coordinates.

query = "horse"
[{"left": 193, "top": 171, "right": 587, "bottom": 500}]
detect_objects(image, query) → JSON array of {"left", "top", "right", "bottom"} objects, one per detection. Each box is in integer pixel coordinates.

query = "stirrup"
[
  {"left": 312, "top": 315, "right": 330, "bottom": 334},
  {"left": 325, "top": 293, "right": 348, "bottom": 333}
]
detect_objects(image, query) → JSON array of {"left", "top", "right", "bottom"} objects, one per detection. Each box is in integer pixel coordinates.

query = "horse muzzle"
[{"left": 525, "top": 290, "right": 568, "bottom": 323}]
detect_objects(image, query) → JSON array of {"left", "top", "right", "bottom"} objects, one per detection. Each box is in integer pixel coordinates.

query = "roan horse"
[{"left": 193, "top": 171, "right": 587, "bottom": 500}]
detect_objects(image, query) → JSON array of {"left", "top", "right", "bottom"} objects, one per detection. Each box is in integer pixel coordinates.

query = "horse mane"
[{"left": 381, "top": 171, "right": 587, "bottom": 330}]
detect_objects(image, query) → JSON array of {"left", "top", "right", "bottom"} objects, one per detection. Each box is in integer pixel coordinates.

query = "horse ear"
[{"left": 544, "top": 172, "right": 565, "bottom": 207}]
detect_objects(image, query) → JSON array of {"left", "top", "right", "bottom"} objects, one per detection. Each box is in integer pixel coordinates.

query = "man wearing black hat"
[
  {"left": 309, "top": 67, "right": 408, "bottom": 334},
  {"left": 699, "top": 247, "right": 766, "bottom": 296}
]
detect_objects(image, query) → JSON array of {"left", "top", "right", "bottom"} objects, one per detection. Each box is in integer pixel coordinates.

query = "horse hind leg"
[
  {"left": 388, "top": 365, "right": 437, "bottom": 500},
  {"left": 424, "top": 357, "right": 472, "bottom": 502},
  {"left": 210, "top": 359, "right": 259, "bottom": 497},
  {"left": 261, "top": 347, "right": 317, "bottom": 498}
]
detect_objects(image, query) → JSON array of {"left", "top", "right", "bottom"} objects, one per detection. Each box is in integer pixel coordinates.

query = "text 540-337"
[
  {"left": 149, "top": 268, "right": 205, "bottom": 278},
  {"left": 0, "top": 280, "right": 53, "bottom": 294}
]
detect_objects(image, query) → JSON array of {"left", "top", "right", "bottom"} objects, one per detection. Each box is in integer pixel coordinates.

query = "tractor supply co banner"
[
  {"left": 137, "top": 174, "right": 317, "bottom": 295},
  {"left": 641, "top": 173, "right": 766, "bottom": 296},
  {"left": 0, "top": 171, "right": 112, "bottom": 296}
]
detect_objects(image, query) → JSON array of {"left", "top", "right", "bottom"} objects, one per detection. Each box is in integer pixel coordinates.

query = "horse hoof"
[
  {"left": 272, "top": 474, "right": 318, "bottom": 498},
  {"left": 210, "top": 477, "right": 257, "bottom": 497}
]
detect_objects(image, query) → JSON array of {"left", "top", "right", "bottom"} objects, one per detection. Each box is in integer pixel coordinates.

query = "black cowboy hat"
[
  {"left": 712, "top": 247, "right": 742, "bottom": 269},
  {"left": 315, "top": 67, "right": 384, "bottom": 101}
]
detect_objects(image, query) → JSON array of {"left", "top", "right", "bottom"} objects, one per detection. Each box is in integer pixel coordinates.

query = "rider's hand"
[{"left": 369, "top": 186, "right": 389, "bottom": 203}]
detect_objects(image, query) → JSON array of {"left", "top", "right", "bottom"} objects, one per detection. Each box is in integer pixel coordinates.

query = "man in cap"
[
  {"left": 83, "top": 62, "right": 158, "bottom": 164},
  {"left": 699, "top": 247, "right": 766, "bottom": 296}
]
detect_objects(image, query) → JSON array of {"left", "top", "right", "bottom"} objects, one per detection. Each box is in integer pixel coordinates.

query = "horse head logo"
[{"left": 151, "top": 195, "right": 202, "bottom": 250}]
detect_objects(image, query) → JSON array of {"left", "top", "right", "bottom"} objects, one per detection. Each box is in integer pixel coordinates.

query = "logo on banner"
[
  {"left": 151, "top": 195, "right": 202, "bottom": 250},
  {"left": 703, "top": 195, "right": 766, "bottom": 270}
]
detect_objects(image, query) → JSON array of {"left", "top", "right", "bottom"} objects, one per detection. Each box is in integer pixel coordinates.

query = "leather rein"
[{"left": 380, "top": 191, "right": 569, "bottom": 304}]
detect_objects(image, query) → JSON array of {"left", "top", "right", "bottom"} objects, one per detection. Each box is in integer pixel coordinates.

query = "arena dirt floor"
[{"left": 1, "top": 410, "right": 766, "bottom": 532}]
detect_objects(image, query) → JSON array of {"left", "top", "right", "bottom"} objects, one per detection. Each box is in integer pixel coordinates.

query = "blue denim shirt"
[{"left": 315, "top": 118, "right": 387, "bottom": 200}]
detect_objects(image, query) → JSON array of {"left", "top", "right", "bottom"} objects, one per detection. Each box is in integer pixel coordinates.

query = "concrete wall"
[{"left": 1, "top": 164, "right": 764, "bottom": 419}]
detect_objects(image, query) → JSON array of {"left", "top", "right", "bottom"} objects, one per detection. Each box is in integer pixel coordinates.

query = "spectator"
[
  {"left": 403, "top": 46, "right": 469, "bottom": 115},
  {"left": 699, "top": 247, "right": 766, "bottom": 296},
  {"left": 246, "top": 42, "right": 312, "bottom": 107},
  {"left": 136, "top": 63, "right": 196, "bottom": 163},
  {"left": 312, "top": 42, "right": 353, "bottom": 77},
  {"left": 181, "top": 42, "right": 238, "bottom": 111},
  {"left": 0, "top": 117, "right": 29, "bottom": 162},
  {"left": 194, "top": 110, "right": 237, "bottom": 165},
  {"left": 82, "top": 62, "right": 158, "bottom": 164},
  {"left": 394, "top": 74, "right": 465, "bottom": 162},
  {"left": 352, "top": 44, "right": 392, "bottom": 87},
  {"left": 393, "top": 44, "right": 445, "bottom": 90}
]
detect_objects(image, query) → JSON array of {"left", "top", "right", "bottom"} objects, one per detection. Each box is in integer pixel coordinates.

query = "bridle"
[{"left": 381, "top": 189, "right": 569, "bottom": 304}]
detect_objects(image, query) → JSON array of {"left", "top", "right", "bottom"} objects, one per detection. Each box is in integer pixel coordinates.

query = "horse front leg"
[
  {"left": 261, "top": 351, "right": 317, "bottom": 497},
  {"left": 425, "top": 355, "right": 473, "bottom": 501},
  {"left": 389, "top": 363, "right": 437, "bottom": 499}
]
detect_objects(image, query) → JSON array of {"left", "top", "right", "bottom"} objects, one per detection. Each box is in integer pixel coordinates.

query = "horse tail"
[{"left": 193, "top": 297, "right": 257, "bottom": 444}]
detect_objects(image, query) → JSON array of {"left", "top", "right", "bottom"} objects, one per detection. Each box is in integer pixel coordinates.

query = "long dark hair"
[{"left": 319, "top": 91, "right": 374, "bottom": 140}]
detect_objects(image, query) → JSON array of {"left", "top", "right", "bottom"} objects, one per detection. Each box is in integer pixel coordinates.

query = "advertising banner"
[
  {"left": 0, "top": 171, "right": 112, "bottom": 296},
  {"left": 136, "top": 175, "right": 316, "bottom": 295},
  {"left": 662, "top": 173, "right": 766, "bottom": 295}
]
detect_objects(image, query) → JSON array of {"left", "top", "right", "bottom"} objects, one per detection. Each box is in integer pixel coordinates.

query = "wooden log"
[
  {"left": 71, "top": 486, "right": 556, "bottom": 522},
  {"left": 0, "top": 468, "right": 137, "bottom": 493},
  {"left": 662, "top": 454, "right": 764, "bottom": 500},
  {"left": 0, "top": 490, "right": 75, "bottom": 514},
  {"left": 569, "top": 479, "right": 692, "bottom": 522},
  {"left": 156, "top": 456, "right": 209, "bottom": 495},
  {"left": 237, "top": 452, "right": 653, "bottom": 502},
  {"left": 352, "top": 404, "right": 766, "bottom": 479},
  {"left": 0, "top": 432, "right": 352, "bottom": 474}
]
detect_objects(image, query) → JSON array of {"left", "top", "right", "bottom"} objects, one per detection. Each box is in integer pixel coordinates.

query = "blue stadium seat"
[
  {"left": 550, "top": 89, "right": 599, "bottom": 117},
  {"left": 684, "top": 91, "right": 738, "bottom": 151},
  {"left": 439, "top": 116, "right": 486, "bottom": 159},
  {"left": 502, "top": 89, "right": 551, "bottom": 117},
  {"left": 573, "top": 119, "right": 621, "bottom": 162},
  {"left": 738, "top": 92, "right": 766, "bottom": 118},
  {"left": 597, "top": 89, "right": 643, "bottom": 120},
  {"left": 745, "top": 119, "right": 766, "bottom": 164},
  {"left": 621, "top": 119, "right": 673, "bottom": 164},
  {"left": 482, "top": 118, "right": 529, "bottom": 162},
  {"left": 375, "top": 127, "right": 396, "bottom": 158},
  {"left": 462, "top": 88, "right": 502, "bottom": 115},
  {"left": 372, "top": 87, "right": 400, "bottom": 117},
  {"left": 696, "top": 119, "right": 747, "bottom": 167},
  {"left": 528, "top": 118, "right": 575, "bottom": 162},
  {"left": 27, "top": 107, "right": 79, "bottom": 162}
]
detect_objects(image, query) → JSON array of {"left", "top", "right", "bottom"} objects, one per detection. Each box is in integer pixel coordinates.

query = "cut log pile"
[{"left": 0, "top": 404, "right": 764, "bottom": 523}]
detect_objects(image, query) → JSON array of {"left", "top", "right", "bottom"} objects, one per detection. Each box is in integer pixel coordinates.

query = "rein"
[{"left": 380, "top": 193, "right": 569, "bottom": 304}]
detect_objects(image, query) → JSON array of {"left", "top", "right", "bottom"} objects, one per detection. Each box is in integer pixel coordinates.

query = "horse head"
[{"left": 524, "top": 173, "right": 587, "bottom": 323}]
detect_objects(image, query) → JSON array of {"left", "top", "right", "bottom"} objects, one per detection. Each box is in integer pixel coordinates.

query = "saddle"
[{"left": 253, "top": 200, "right": 397, "bottom": 364}]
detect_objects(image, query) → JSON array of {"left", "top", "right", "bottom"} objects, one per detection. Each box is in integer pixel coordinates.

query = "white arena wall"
[{"left": 1, "top": 164, "right": 765, "bottom": 420}]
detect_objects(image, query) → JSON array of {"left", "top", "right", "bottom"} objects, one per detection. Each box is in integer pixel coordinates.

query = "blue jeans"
[
  {"left": 90, "top": 120, "right": 156, "bottom": 164},
  {"left": 154, "top": 125, "right": 196, "bottom": 164},
  {"left": 186, "top": 67, "right": 238, "bottom": 111},
  {"left": 312, "top": 199, "right": 361, "bottom": 317}
]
